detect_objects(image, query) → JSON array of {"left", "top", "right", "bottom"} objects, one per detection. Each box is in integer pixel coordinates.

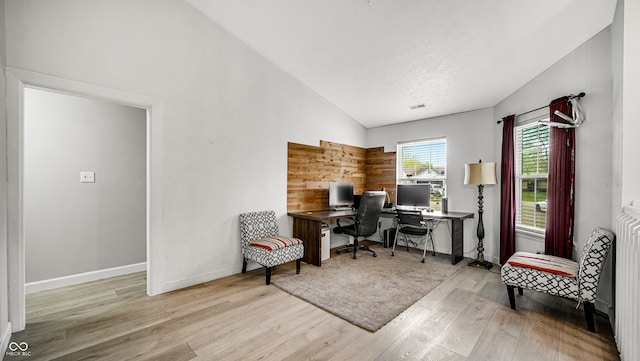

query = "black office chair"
[
  {"left": 391, "top": 209, "right": 438, "bottom": 263},
  {"left": 334, "top": 191, "right": 386, "bottom": 259}
]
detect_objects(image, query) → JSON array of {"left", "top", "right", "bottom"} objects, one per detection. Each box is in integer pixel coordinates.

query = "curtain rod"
[{"left": 497, "top": 92, "right": 585, "bottom": 124}]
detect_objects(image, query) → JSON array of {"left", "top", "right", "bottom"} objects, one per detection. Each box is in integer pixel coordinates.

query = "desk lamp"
[{"left": 464, "top": 160, "right": 497, "bottom": 269}]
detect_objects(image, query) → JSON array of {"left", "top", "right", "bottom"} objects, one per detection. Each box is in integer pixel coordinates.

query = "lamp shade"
[{"left": 464, "top": 162, "right": 497, "bottom": 185}]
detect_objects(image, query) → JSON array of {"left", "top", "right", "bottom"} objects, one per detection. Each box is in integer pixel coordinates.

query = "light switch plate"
[{"left": 80, "top": 171, "right": 95, "bottom": 183}]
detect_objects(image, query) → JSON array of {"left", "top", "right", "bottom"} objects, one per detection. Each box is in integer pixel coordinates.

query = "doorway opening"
[
  {"left": 6, "top": 68, "right": 157, "bottom": 332},
  {"left": 23, "top": 87, "right": 147, "bottom": 294}
]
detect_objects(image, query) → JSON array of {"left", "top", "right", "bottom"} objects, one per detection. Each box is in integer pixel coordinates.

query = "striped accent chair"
[
  {"left": 501, "top": 227, "right": 614, "bottom": 332},
  {"left": 240, "top": 210, "right": 304, "bottom": 285}
]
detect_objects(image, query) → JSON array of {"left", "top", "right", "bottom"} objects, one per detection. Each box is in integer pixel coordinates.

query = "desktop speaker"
[{"left": 383, "top": 228, "right": 396, "bottom": 248}]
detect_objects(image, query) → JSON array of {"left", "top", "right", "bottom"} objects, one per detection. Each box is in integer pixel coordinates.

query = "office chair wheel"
[
  {"left": 391, "top": 251, "right": 395, "bottom": 256},
  {"left": 373, "top": 252, "right": 377, "bottom": 257},
  {"left": 421, "top": 258, "right": 425, "bottom": 263}
]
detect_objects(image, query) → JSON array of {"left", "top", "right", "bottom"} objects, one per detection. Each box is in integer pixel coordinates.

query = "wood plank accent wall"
[
  {"left": 287, "top": 140, "right": 396, "bottom": 212},
  {"left": 366, "top": 146, "right": 397, "bottom": 205}
]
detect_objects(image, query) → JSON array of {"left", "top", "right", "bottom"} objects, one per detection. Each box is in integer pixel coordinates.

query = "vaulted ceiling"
[{"left": 185, "top": 0, "right": 616, "bottom": 128}]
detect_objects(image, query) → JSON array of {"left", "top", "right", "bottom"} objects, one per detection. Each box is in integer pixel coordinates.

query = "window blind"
[
  {"left": 397, "top": 138, "right": 447, "bottom": 182},
  {"left": 518, "top": 124, "right": 549, "bottom": 175},
  {"left": 515, "top": 122, "right": 549, "bottom": 230}
]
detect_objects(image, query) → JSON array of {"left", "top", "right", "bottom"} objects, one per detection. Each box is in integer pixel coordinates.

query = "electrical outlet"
[
  {"left": 80, "top": 171, "right": 95, "bottom": 183},
  {"left": 378, "top": 221, "right": 382, "bottom": 229}
]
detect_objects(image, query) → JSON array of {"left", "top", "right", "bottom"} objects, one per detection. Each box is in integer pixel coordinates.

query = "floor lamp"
[{"left": 464, "top": 160, "right": 497, "bottom": 270}]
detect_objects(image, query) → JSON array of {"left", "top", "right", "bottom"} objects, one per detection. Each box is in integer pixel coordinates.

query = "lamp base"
[{"left": 468, "top": 259, "right": 493, "bottom": 270}]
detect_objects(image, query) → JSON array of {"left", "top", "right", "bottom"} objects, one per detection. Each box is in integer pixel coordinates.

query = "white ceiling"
[{"left": 185, "top": 0, "right": 616, "bottom": 128}]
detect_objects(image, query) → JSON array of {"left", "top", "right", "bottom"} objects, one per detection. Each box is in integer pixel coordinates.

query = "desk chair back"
[
  {"left": 334, "top": 191, "right": 385, "bottom": 259},
  {"left": 396, "top": 209, "right": 426, "bottom": 230},
  {"left": 393, "top": 209, "right": 436, "bottom": 263},
  {"left": 354, "top": 191, "right": 386, "bottom": 237}
]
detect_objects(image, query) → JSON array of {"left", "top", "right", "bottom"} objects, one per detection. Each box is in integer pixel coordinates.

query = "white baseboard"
[
  {"left": 596, "top": 298, "right": 611, "bottom": 316},
  {"left": 1, "top": 322, "right": 12, "bottom": 357},
  {"left": 25, "top": 262, "right": 147, "bottom": 294},
  {"left": 160, "top": 265, "right": 241, "bottom": 294}
]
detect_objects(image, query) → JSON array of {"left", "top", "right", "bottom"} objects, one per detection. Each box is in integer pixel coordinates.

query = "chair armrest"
[
  {"left": 336, "top": 217, "right": 360, "bottom": 236},
  {"left": 336, "top": 217, "right": 355, "bottom": 228},
  {"left": 353, "top": 217, "right": 362, "bottom": 236}
]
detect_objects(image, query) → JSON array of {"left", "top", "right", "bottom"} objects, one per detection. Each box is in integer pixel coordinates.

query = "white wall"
[
  {"left": 611, "top": 0, "right": 623, "bottom": 224},
  {"left": 0, "top": 0, "right": 11, "bottom": 352},
  {"left": 24, "top": 88, "right": 147, "bottom": 283},
  {"left": 612, "top": 0, "right": 640, "bottom": 346},
  {"left": 493, "top": 27, "right": 614, "bottom": 311},
  {"left": 367, "top": 108, "right": 497, "bottom": 261},
  {"left": 621, "top": 0, "right": 640, "bottom": 205},
  {"left": 4, "top": 0, "right": 366, "bottom": 304}
]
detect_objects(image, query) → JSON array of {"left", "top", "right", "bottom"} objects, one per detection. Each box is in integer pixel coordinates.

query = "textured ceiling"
[{"left": 185, "top": 0, "right": 616, "bottom": 128}]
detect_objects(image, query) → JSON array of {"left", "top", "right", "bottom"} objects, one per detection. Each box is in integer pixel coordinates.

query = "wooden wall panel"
[
  {"left": 287, "top": 143, "right": 324, "bottom": 212},
  {"left": 287, "top": 141, "right": 396, "bottom": 212},
  {"left": 366, "top": 146, "right": 397, "bottom": 205}
]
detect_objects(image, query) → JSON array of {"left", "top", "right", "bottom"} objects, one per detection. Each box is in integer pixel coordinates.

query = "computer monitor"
[
  {"left": 329, "top": 182, "right": 354, "bottom": 210},
  {"left": 396, "top": 184, "right": 431, "bottom": 209}
]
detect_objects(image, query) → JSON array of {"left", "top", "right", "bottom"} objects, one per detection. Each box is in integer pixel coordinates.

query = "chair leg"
[
  {"left": 358, "top": 243, "right": 377, "bottom": 257},
  {"left": 391, "top": 229, "right": 399, "bottom": 256},
  {"left": 335, "top": 236, "right": 355, "bottom": 254},
  {"left": 421, "top": 235, "right": 428, "bottom": 263},
  {"left": 265, "top": 267, "right": 272, "bottom": 285},
  {"left": 584, "top": 302, "right": 596, "bottom": 332},
  {"left": 296, "top": 259, "right": 301, "bottom": 274},
  {"left": 506, "top": 285, "right": 516, "bottom": 309},
  {"left": 242, "top": 258, "right": 247, "bottom": 273},
  {"left": 428, "top": 229, "right": 436, "bottom": 256},
  {"left": 352, "top": 238, "right": 358, "bottom": 259}
]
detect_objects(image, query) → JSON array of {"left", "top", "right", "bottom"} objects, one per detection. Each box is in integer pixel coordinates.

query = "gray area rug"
[{"left": 272, "top": 244, "right": 466, "bottom": 332}]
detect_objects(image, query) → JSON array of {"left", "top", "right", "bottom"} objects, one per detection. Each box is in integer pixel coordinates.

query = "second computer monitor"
[
  {"left": 329, "top": 182, "right": 354, "bottom": 210},
  {"left": 396, "top": 184, "right": 431, "bottom": 209}
]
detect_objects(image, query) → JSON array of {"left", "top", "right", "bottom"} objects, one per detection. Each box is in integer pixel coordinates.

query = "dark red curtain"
[
  {"left": 545, "top": 96, "right": 575, "bottom": 258},
  {"left": 500, "top": 114, "right": 516, "bottom": 264}
]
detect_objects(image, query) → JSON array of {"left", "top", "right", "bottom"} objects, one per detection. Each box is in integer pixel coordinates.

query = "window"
[
  {"left": 396, "top": 138, "right": 446, "bottom": 210},
  {"left": 515, "top": 120, "right": 549, "bottom": 232}
]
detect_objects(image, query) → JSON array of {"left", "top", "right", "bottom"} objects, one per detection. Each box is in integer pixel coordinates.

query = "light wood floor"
[{"left": 7, "top": 258, "right": 620, "bottom": 361}]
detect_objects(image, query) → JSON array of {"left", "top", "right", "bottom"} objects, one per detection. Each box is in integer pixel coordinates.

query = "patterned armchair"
[
  {"left": 501, "top": 227, "right": 614, "bottom": 332},
  {"left": 239, "top": 210, "right": 304, "bottom": 285}
]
